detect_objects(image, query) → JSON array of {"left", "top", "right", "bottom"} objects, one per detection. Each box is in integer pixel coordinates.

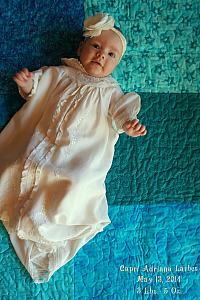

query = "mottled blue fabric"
[
  {"left": 0, "top": 0, "right": 84, "bottom": 129},
  {"left": 85, "top": 0, "right": 200, "bottom": 93}
]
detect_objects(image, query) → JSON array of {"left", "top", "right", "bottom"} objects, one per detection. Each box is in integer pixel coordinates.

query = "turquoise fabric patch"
[
  {"left": 74, "top": 204, "right": 200, "bottom": 299},
  {"left": 85, "top": 0, "right": 200, "bottom": 93}
]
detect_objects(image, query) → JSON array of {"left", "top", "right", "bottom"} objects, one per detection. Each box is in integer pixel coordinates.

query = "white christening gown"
[{"left": 0, "top": 58, "right": 141, "bottom": 282}]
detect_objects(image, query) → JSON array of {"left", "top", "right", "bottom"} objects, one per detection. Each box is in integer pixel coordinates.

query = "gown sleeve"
[
  {"left": 18, "top": 67, "right": 48, "bottom": 100},
  {"left": 109, "top": 87, "right": 141, "bottom": 133}
]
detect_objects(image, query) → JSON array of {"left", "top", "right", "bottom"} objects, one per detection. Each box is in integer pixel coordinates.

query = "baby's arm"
[
  {"left": 109, "top": 88, "right": 147, "bottom": 136},
  {"left": 13, "top": 68, "right": 33, "bottom": 96},
  {"left": 122, "top": 119, "right": 147, "bottom": 137}
]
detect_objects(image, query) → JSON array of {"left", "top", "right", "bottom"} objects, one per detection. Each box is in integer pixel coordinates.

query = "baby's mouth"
[{"left": 91, "top": 61, "right": 102, "bottom": 67}]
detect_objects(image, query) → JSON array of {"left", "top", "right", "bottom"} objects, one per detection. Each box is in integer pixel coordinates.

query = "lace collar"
[
  {"left": 61, "top": 58, "right": 87, "bottom": 74},
  {"left": 61, "top": 58, "right": 119, "bottom": 87}
]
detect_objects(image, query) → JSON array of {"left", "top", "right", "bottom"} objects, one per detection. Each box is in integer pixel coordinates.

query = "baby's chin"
[
  {"left": 86, "top": 70, "right": 108, "bottom": 78},
  {"left": 83, "top": 63, "right": 111, "bottom": 78}
]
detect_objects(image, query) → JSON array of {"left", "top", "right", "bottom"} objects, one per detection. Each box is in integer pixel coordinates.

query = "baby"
[{"left": 0, "top": 13, "right": 146, "bottom": 283}]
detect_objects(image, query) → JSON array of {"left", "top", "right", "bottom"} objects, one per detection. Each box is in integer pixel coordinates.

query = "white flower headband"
[{"left": 83, "top": 13, "right": 127, "bottom": 59}]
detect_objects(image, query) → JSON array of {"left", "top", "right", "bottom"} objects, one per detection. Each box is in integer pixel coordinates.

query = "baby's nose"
[{"left": 97, "top": 50, "right": 105, "bottom": 59}]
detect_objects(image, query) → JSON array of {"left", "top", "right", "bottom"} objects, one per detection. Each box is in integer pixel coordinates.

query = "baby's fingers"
[
  {"left": 124, "top": 120, "right": 147, "bottom": 137},
  {"left": 14, "top": 68, "right": 30, "bottom": 79},
  {"left": 13, "top": 68, "right": 32, "bottom": 86},
  {"left": 123, "top": 119, "right": 139, "bottom": 130},
  {"left": 139, "top": 125, "right": 147, "bottom": 135},
  {"left": 22, "top": 68, "right": 31, "bottom": 76},
  {"left": 133, "top": 123, "right": 147, "bottom": 134}
]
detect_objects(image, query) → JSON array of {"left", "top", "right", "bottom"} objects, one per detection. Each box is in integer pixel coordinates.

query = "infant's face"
[{"left": 78, "top": 30, "right": 123, "bottom": 77}]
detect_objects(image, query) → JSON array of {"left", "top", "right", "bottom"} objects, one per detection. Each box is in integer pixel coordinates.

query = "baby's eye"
[
  {"left": 109, "top": 52, "right": 115, "bottom": 58},
  {"left": 92, "top": 43, "right": 100, "bottom": 49}
]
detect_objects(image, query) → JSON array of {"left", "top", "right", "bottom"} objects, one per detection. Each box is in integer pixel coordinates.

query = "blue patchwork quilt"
[{"left": 0, "top": 1, "right": 199, "bottom": 299}]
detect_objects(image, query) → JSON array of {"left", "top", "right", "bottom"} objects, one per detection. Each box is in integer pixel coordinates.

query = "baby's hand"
[
  {"left": 13, "top": 68, "right": 33, "bottom": 95},
  {"left": 122, "top": 119, "right": 147, "bottom": 137}
]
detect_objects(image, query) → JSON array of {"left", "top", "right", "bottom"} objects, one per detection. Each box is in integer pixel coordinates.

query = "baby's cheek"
[{"left": 104, "top": 63, "right": 116, "bottom": 76}]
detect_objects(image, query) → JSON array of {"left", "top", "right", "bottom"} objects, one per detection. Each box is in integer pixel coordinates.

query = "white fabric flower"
[
  {"left": 83, "top": 13, "right": 127, "bottom": 58},
  {"left": 83, "top": 13, "right": 115, "bottom": 38}
]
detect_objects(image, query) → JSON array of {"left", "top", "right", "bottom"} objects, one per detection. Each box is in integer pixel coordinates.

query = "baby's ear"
[{"left": 77, "top": 41, "right": 84, "bottom": 56}]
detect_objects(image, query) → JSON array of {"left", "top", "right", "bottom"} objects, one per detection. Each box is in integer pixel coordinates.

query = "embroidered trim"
[{"left": 61, "top": 58, "right": 119, "bottom": 88}]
